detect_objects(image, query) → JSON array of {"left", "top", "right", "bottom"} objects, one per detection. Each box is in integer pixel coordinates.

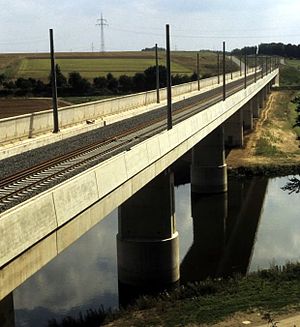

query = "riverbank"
[
  {"left": 102, "top": 263, "right": 300, "bottom": 327},
  {"left": 226, "top": 90, "right": 300, "bottom": 174}
]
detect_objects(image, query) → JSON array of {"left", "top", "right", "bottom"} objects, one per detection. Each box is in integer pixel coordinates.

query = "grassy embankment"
[
  {"left": 49, "top": 263, "right": 300, "bottom": 327},
  {"left": 226, "top": 87, "right": 300, "bottom": 176}
]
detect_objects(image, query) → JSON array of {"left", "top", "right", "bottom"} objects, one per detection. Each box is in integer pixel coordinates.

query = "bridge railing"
[{"left": 0, "top": 67, "right": 264, "bottom": 144}]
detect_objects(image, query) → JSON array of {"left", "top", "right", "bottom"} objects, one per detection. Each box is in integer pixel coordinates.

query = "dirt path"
[{"left": 226, "top": 90, "right": 300, "bottom": 168}]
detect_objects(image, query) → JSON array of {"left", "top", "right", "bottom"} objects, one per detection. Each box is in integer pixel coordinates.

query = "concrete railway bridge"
[{"left": 0, "top": 65, "right": 279, "bottom": 301}]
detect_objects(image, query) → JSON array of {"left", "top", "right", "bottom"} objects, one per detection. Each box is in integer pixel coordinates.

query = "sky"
[{"left": 1, "top": 0, "right": 300, "bottom": 53}]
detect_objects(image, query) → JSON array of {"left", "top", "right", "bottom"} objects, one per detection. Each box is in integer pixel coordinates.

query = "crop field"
[
  {"left": 0, "top": 51, "right": 222, "bottom": 81},
  {"left": 0, "top": 98, "right": 69, "bottom": 119}
]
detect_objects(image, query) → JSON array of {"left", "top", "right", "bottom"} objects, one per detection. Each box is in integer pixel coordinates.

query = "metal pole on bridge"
[
  {"left": 222, "top": 41, "right": 226, "bottom": 101},
  {"left": 230, "top": 53, "right": 233, "bottom": 80},
  {"left": 197, "top": 52, "right": 200, "bottom": 91},
  {"left": 217, "top": 52, "right": 220, "bottom": 84},
  {"left": 254, "top": 53, "right": 257, "bottom": 83},
  {"left": 240, "top": 55, "right": 242, "bottom": 76},
  {"left": 155, "top": 43, "right": 160, "bottom": 103},
  {"left": 166, "top": 24, "right": 172, "bottom": 130},
  {"left": 244, "top": 53, "right": 247, "bottom": 89},
  {"left": 49, "top": 29, "right": 59, "bottom": 133}
]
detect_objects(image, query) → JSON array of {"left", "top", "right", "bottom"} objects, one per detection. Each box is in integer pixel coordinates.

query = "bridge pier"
[
  {"left": 224, "top": 109, "right": 244, "bottom": 147},
  {"left": 191, "top": 126, "right": 227, "bottom": 194},
  {"left": 252, "top": 96, "right": 260, "bottom": 118},
  {"left": 117, "top": 169, "right": 179, "bottom": 293},
  {"left": 274, "top": 72, "right": 280, "bottom": 87},
  {"left": 0, "top": 294, "right": 15, "bottom": 327},
  {"left": 243, "top": 101, "right": 253, "bottom": 131},
  {"left": 258, "top": 89, "right": 265, "bottom": 109}
]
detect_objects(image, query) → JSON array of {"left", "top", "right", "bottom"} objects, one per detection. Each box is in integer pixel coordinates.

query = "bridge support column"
[
  {"left": 258, "top": 90, "right": 265, "bottom": 109},
  {"left": 0, "top": 294, "right": 15, "bottom": 327},
  {"left": 252, "top": 96, "right": 260, "bottom": 118},
  {"left": 224, "top": 109, "right": 244, "bottom": 147},
  {"left": 243, "top": 101, "right": 253, "bottom": 131},
  {"left": 117, "top": 169, "right": 179, "bottom": 292},
  {"left": 274, "top": 72, "right": 280, "bottom": 87},
  {"left": 191, "top": 126, "right": 227, "bottom": 194},
  {"left": 262, "top": 87, "right": 267, "bottom": 101}
]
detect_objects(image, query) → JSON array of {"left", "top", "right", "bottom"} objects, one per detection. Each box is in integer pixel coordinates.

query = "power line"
[{"left": 96, "top": 13, "right": 108, "bottom": 52}]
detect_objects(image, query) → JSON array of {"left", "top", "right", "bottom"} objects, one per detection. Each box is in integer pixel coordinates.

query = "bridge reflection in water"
[
  {"left": 118, "top": 174, "right": 268, "bottom": 307},
  {"left": 0, "top": 174, "right": 268, "bottom": 324}
]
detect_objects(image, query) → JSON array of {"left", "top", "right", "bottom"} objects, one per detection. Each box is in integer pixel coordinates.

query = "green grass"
[
  {"left": 112, "top": 264, "right": 300, "bottom": 327},
  {"left": 255, "top": 137, "right": 282, "bottom": 156},
  {"left": 18, "top": 57, "right": 191, "bottom": 80},
  {"left": 50, "top": 263, "right": 300, "bottom": 326},
  {"left": 0, "top": 51, "right": 238, "bottom": 82},
  {"left": 280, "top": 60, "right": 300, "bottom": 86},
  {"left": 289, "top": 94, "right": 300, "bottom": 138}
]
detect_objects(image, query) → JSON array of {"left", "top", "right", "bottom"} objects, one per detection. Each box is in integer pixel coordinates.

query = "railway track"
[{"left": 0, "top": 69, "right": 273, "bottom": 212}]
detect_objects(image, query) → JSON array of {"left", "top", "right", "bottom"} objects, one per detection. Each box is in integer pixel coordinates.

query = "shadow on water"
[
  {"left": 0, "top": 158, "right": 271, "bottom": 326},
  {"left": 180, "top": 177, "right": 268, "bottom": 283}
]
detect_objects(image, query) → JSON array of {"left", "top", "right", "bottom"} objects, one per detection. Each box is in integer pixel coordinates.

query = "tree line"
[
  {"left": 0, "top": 65, "right": 199, "bottom": 97},
  {"left": 232, "top": 42, "right": 300, "bottom": 58}
]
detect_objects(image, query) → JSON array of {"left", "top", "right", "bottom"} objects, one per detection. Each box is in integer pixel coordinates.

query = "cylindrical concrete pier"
[
  {"left": 191, "top": 126, "right": 227, "bottom": 193},
  {"left": 117, "top": 169, "right": 179, "bottom": 290}
]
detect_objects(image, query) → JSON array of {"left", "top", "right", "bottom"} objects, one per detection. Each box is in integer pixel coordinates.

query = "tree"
[
  {"left": 0, "top": 73, "right": 7, "bottom": 86},
  {"left": 143, "top": 65, "right": 167, "bottom": 90},
  {"left": 68, "top": 71, "right": 91, "bottom": 94},
  {"left": 132, "top": 73, "right": 146, "bottom": 92},
  {"left": 49, "top": 64, "right": 67, "bottom": 88},
  {"left": 118, "top": 75, "right": 133, "bottom": 93},
  {"left": 93, "top": 76, "right": 108, "bottom": 90},
  {"left": 106, "top": 73, "right": 118, "bottom": 92}
]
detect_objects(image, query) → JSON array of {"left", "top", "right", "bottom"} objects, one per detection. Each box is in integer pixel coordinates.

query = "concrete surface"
[{"left": 0, "top": 69, "right": 277, "bottom": 295}]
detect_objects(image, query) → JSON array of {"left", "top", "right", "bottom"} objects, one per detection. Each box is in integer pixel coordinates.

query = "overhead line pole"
[
  {"left": 222, "top": 41, "right": 226, "bottom": 101},
  {"left": 217, "top": 52, "right": 220, "bottom": 84},
  {"left": 197, "top": 52, "right": 200, "bottom": 91},
  {"left": 230, "top": 53, "right": 233, "bottom": 80},
  {"left": 49, "top": 29, "right": 59, "bottom": 133},
  {"left": 155, "top": 43, "right": 160, "bottom": 103},
  {"left": 166, "top": 24, "right": 172, "bottom": 130},
  {"left": 244, "top": 53, "right": 247, "bottom": 89},
  {"left": 254, "top": 53, "right": 257, "bottom": 83},
  {"left": 240, "top": 55, "right": 242, "bottom": 76}
]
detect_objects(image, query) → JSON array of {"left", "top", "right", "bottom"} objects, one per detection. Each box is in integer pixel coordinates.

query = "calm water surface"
[{"left": 5, "top": 175, "right": 299, "bottom": 326}]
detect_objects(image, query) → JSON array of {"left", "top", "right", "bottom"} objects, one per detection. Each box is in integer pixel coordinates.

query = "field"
[
  {"left": 0, "top": 51, "right": 223, "bottom": 81},
  {"left": 0, "top": 98, "right": 70, "bottom": 119},
  {"left": 280, "top": 58, "right": 300, "bottom": 85}
]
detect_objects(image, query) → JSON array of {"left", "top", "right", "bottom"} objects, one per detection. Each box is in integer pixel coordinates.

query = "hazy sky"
[{"left": 1, "top": 0, "right": 300, "bottom": 53}]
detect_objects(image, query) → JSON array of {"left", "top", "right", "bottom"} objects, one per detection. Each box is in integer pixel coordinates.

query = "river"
[{"left": 1, "top": 174, "right": 299, "bottom": 326}]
